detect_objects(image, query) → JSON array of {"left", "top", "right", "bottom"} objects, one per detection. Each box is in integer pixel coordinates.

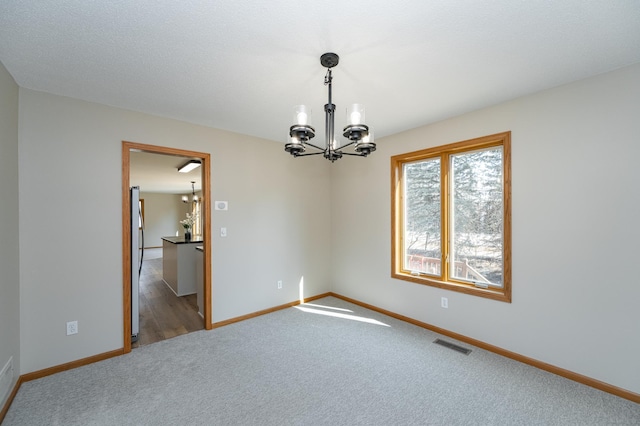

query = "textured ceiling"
[
  {"left": 1, "top": 1, "right": 640, "bottom": 146},
  {"left": 130, "top": 151, "right": 202, "bottom": 194}
]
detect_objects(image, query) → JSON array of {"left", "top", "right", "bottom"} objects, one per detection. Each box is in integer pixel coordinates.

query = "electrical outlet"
[
  {"left": 66, "top": 321, "right": 78, "bottom": 335},
  {"left": 277, "top": 280, "right": 283, "bottom": 289},
  {"left": 441, "top": 297, "right": 448, "bottom": 309}
]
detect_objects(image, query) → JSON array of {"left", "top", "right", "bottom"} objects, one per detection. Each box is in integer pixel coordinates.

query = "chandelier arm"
[
  {"left": 304, "top": 141, "right": 326, "bottom": 152},
  {"left": 293, "top": 151, "right": 325, "bottom": 157},
  {"left": 339, "top": 152, "right": 368, "bottom": 157},
  {"left": 338, "top": 140, "right": 356, "bottom": 150}
]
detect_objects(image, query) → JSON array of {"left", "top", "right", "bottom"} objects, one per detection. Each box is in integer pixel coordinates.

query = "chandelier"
[
  {"left": 285, "top": 53, "right": 376, "bottom": 162},
  {"left": 182, "top": 181, "right": 197, "bottom": 203}
]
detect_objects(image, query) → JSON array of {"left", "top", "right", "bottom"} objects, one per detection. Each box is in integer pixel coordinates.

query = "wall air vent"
[{"left": 433, "top": 338, "right": 472, "bottom": 355}]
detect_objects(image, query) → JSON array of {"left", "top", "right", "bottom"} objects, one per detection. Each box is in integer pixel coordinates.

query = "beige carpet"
[{"left": 4, "top": 296, "right": 640, "bottom": 425}]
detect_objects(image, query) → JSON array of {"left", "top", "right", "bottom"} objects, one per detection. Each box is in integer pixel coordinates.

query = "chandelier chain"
[{"left": 324, "top": 68, "right": 332, "bottom": 86}]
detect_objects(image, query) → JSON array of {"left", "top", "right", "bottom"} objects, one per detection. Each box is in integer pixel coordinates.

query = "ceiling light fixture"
[
  {"left": 177, "top": 159, "right": 201, "bottom": 173},
  {"left": 285, "top": 53, "right": 376, "bottom": 162}
]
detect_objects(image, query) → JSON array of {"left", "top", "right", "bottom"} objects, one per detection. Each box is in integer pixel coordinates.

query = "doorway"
[
  {"left": 133, "top": 246, "right": 202, "bottom": 348},
  {"left": 122, "top": 141, "right": 212, "bottom": 354}
]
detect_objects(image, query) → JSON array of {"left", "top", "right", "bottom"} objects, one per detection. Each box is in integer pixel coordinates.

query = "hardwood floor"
[{"left": 132, "top": 255, "right": 203, "bottom": 348}]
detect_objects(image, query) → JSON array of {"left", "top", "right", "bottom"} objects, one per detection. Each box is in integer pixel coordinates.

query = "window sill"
[{"left": 392, "top": 271, "right": 511, "bottom": 303}]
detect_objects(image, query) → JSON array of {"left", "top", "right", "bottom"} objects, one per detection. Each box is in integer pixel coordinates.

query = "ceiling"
[
  {"left": 130, "top": 151, "right": 202, "bottom": 194},
  {"left": 2, "top": 2, "right": 640, "bottom": 158}
]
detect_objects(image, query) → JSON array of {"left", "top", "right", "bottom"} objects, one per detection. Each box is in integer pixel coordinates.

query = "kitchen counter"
[
  {"left": 161, "top": 236, "right": 202, "bottom": 296},
  {"left": 161, "top": 235, "right": 204, "bottom": 244}
]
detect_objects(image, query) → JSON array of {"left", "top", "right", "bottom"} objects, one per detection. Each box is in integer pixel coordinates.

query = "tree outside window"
[{"left": 392, "top": 132, "right": 511, "bottom": 302}]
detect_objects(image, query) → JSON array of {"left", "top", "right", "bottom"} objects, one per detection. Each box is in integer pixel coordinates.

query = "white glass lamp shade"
[
  {"left": 285, "top": 133, "right": 306, "bottom": 156},
  {"left": 347, "top": 104, "right": 365, "bottom": 125},
  {"left": 288, "top": 135, "right": 301, "bottom": 145},
  {"left": 362, "top": 129, "right": 374, "bottom": 143},
  {"left": 293, "top": 105, "right": 312, "bottom": 126}
]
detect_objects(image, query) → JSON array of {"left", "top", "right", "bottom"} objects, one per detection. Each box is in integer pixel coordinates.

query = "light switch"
[{"left": 220, "top": 227, "right": 227, "bottom": 237}]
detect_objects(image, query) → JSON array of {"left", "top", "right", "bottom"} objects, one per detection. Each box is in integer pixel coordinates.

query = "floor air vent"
[{"left": 434, "top": 339, "right": 472, "bottom": 355}]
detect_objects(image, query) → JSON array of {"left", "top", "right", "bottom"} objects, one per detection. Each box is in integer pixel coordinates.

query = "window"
[
  {"left": 192, "top": 197, "right": 202, "bottom": 236},
  {"left": 391, "top": 132, "right": 511, "bottom": 302}
]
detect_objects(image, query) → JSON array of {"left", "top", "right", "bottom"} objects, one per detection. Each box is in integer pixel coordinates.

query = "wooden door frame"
[{"left": 122, "top": 141, "right": 213, "bottom": 353}]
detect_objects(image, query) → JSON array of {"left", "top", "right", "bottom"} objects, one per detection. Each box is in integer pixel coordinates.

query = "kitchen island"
[{"left": 161, "top": 236, "right": 203, "bottom": 296}]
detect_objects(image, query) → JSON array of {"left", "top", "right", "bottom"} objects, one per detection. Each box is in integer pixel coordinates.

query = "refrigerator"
[{"left": 130, "top": 186, "right": 144, "bottom": 342}]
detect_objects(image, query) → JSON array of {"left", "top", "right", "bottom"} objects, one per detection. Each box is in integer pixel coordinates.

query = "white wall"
[
  {"left": 330, "top": 63, "right": 640, "bottom": 394},
  {"left": 139, "top": 192, "right": 188, "bottom": 247},
  {"left": 15, "top": 60, "right": 639, "bottom": 396},
  {"left": 0, "top": 61, "right": 20, "bottom": 405},
  {"left": 18, "top": 89, "right": 331, "bottom": 374}
]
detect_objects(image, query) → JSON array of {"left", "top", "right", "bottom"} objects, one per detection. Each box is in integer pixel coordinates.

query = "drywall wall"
[
  {"left": 330, "top": 63, "right": 640, "bottom": 394},
  {"left": 0, "top": 60, "right": 20, "bottom": 405},
  {"left": 18, "top": 89, "right": 331, "bottom": 373},
  {"left": 139, "top": 192, "right": 189, "bottom": 248}
]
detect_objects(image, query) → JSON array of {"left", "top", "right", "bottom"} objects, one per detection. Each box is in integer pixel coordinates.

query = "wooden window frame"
[{"left": 391, "top": 132, "right": 512, "bottom": 302}]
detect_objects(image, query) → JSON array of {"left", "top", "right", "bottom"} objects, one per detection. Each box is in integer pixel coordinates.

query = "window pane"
[
  {"left": 450, "top": 147, "right": 503, "bottom": 286},
  {"left": 192, "top": 199, "right": 201, "bottom": 236},
  {"left": 403, "top": 158, "right": 441, "bottom": 275}
]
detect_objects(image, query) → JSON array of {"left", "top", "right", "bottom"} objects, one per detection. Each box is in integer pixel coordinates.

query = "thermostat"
[{"left": 215, "top": 201, "right": 228, "bottom": 211}]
